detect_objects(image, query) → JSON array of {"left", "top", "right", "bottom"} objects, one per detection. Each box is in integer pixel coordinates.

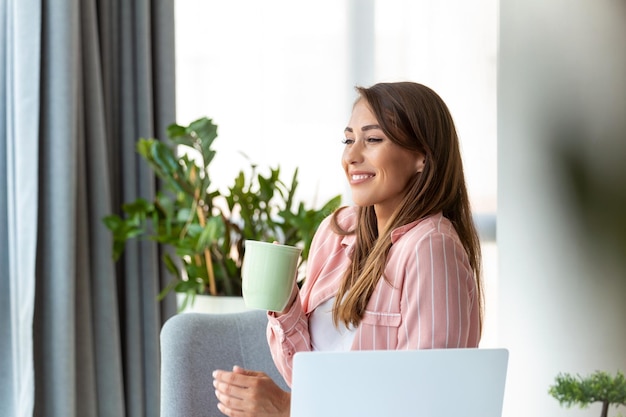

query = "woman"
[{"left": 212, "top": 81, "right": 483, "bottom": 417}]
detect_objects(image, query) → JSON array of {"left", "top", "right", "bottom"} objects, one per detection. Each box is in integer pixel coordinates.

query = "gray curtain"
[
  {"left": 1, "top": 0, "right": 177, "bottom": 416},
  {"left": 0, "top": 1, "right": 41, "bottom": 416}
]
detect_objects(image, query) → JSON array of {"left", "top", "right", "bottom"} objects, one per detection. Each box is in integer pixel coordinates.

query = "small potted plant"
[
  {"left": 549, "top": 370, "right": 626, "bottom": 417},
  {"left": 104, "top": 117, "right": 341, "bottom": 311}
]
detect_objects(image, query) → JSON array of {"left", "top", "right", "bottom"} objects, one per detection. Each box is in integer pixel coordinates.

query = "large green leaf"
[{"left": 196, "top": 216, "right": 224, "bottom": 251}]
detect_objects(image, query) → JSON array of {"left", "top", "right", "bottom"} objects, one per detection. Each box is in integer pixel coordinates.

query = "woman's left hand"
[{"left": 212, "top": 366, "right": 291, "bottom": 417}]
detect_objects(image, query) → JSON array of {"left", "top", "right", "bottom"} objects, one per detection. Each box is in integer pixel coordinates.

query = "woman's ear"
[{"left": 415, "top": 155, "right": 426, "bottom": 173}]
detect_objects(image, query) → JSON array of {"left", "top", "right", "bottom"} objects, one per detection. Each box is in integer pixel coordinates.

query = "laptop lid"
[{"left": 290, "top": 348, "right": 509, "bottom": 417}]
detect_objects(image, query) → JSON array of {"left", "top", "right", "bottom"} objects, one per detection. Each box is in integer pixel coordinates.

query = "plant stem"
[
  {"left": 601, "top": 400, "right": 608, "bottom": 417},
  {"left": 190, "top": 167, "right": 217, "bottom": 296},
  {"left": 195, "top": 205, "right": 217, "bottom": 296}
]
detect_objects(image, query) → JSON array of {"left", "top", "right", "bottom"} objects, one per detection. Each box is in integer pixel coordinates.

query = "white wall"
[{"left": 498, "top": 1, "right": 626, "bottom": 416}]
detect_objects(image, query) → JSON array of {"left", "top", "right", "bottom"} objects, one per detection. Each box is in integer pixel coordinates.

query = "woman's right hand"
[{"left": 213, "top": 366, "right": 291, "bottom": 417}]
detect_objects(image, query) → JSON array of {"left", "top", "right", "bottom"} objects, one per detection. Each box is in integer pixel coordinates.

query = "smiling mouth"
[{"left": 351, "top": 174, "right": 374, "bottom": 181}]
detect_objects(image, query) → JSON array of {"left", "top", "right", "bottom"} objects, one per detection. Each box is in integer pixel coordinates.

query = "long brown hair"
[{"left": 332, "top": 82, "right": 483, "bottom": 332}]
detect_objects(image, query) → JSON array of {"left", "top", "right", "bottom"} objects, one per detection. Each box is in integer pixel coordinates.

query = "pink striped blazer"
[{"left": 266, "top": 206, "right": 481, "bottom": 386}]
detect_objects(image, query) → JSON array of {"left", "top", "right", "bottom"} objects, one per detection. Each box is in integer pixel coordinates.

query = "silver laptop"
[{"left": 290, "top": 348, "right": 509, "bottom": 417}]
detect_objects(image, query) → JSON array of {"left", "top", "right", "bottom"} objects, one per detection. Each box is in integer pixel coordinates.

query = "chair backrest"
[{"left": 160, "top": 310, "right": 289, "bottom": 417}]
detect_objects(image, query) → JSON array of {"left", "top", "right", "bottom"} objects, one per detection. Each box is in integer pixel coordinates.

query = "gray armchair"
[{"left": 160, "top": 310, "right": 290, "bottom": 417}]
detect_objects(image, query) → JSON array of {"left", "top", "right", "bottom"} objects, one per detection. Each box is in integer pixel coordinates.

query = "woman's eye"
[{"left": 341, "top": 137, "right": 383, "bottom": 145}]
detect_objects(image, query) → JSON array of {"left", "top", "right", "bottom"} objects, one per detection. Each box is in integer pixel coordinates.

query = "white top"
[{"left": 309, "top": 297, "right": 356, "bottom": 351}]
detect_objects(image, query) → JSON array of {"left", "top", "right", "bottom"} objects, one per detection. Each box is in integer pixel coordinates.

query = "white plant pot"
[{"left": 176, "top": 293, "right": 251, "bottom": 314}]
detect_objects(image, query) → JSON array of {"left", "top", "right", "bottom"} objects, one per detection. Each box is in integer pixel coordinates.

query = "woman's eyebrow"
[{"left": 344, "top": 124, "right": 381, "bottom": 133}]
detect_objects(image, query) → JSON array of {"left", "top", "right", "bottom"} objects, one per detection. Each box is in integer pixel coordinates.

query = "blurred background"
[{"left": 498, "top": 1, "right": 626, "bottom": 416}]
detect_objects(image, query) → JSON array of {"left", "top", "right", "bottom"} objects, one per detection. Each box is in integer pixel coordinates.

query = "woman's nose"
[{"left": 343, "top": 140, "right": 363, "bottom": 165}]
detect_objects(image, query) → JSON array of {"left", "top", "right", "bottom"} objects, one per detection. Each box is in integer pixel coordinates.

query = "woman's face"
[{"left": 342, "top": 100, "right": 424, "bottom": 220}]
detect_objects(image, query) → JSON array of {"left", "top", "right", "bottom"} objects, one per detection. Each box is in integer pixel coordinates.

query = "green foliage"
[
  {"left": 104, "top": 117, "right": 341, "bottom": 303},
  {"left": 549, "top": 370, "right": 626, "bottom": 417}
]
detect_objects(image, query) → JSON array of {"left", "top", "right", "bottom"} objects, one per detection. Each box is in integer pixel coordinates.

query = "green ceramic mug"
[{"left": 241, "top": 240, "right": 302, "bottom": 311}]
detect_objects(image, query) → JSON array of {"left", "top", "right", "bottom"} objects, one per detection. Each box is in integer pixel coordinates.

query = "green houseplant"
[
  {"left": 104, "top": 117, "right": 341, "bottom": 309},
  {"left": 549, "top": 370, "right": 626, "bottom": 417}
]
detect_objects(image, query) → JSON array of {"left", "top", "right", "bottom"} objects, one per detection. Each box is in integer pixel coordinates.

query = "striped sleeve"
[
  {"left": 266, "top": 286, "right": 310, "bottom": 387},
  {"left": 398, "top": 229, "right": 476, "bottom": 350}
]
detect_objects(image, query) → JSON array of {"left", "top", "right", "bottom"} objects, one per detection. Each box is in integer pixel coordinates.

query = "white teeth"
[{"left": 352, "top": 174, "right": 372, "bottom": 180}]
